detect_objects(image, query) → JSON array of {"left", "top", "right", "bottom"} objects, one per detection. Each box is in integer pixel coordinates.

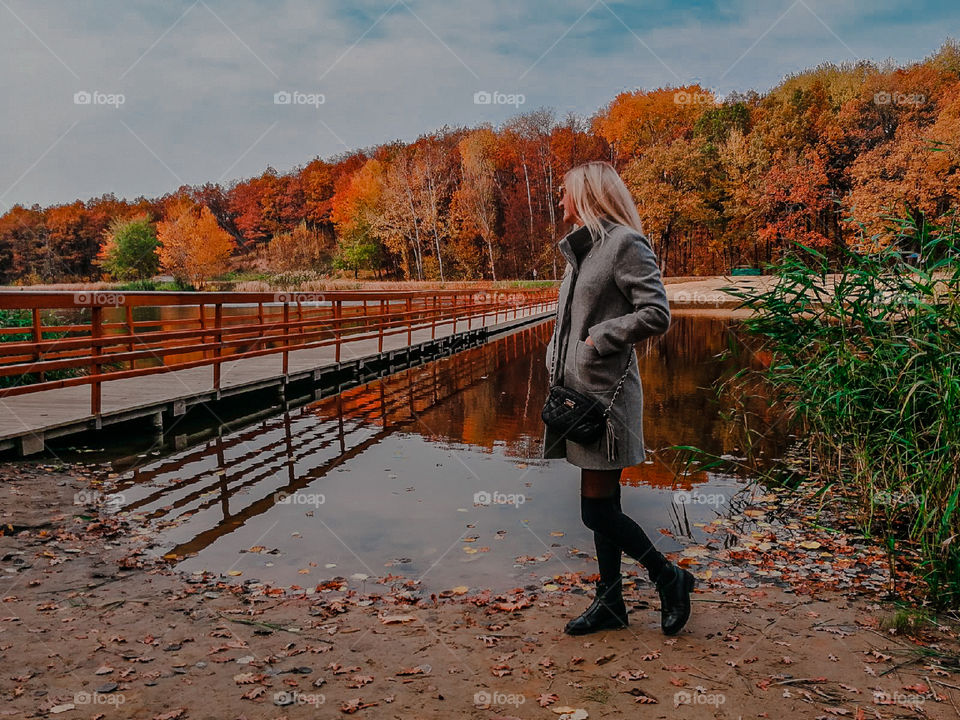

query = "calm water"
[{"left": 85, "top": 315, "right": 790, "bottom": 592}]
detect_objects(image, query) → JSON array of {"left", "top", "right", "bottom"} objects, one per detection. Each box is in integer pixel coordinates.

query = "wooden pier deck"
[{"left": 0, "top": 291, "right": 554, "bottom": 456}]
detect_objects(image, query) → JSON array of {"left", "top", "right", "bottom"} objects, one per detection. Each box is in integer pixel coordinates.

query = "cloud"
[{"left": 0, "top": 0, "right": 956, "bottom": 208}]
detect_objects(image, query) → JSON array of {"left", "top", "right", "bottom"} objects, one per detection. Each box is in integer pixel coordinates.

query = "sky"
[{"left": 1, "top": 0, "right": 958, "bottom": 209}]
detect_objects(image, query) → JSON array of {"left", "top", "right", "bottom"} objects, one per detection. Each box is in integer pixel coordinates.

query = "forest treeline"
[{"left": 1, "top": 40, "right": 958, "bottom": 285}]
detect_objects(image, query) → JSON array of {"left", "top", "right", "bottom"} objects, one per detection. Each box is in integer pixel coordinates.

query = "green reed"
[{"left": 721, "top": 211, "right": 960, "bottom": 607}]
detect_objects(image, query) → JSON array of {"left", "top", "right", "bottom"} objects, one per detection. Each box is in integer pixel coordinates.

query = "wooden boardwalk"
[{"left": 1, "top": 305, "right": 553, "bottom": 455}]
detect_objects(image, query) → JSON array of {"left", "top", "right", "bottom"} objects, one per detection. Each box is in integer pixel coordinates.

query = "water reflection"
[{"left": 105, "top": 315, "right": 789, "bottom": 591}]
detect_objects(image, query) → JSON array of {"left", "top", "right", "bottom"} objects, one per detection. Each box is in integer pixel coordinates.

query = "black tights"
[{"left": 580, "top": 469, "right": 668, "bottom": 585}]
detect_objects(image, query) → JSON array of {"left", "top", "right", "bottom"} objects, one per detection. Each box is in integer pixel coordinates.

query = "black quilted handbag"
[
  {"left": 541, "top": 360, "right": 631, "bottom": 445},
  {"left": 540, "top": 383, "right": 607, "bottom": 444}
]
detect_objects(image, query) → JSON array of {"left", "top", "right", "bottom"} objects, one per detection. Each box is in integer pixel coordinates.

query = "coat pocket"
[{"left": 573, "top": 339, "right": 620, "bottom": 392}]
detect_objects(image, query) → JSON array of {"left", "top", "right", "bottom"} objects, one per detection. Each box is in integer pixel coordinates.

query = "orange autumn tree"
[
  {"left": 156, "top": 199, "right": 236, "bottom": 289},
  {"left": 266, "top": 220, "right": 326, "bottom": 272},
  {"left": 593, "top": 85, "right": 711, "bottom": 162},
  {"left": 330, "top": 157, "right": 387, "bottom": 276},
  {"left": 454, "top": 128, "right": 502, "bottom": 281},
  {"left": 845, "top": 82, "right": 960, "bottom": 244}
]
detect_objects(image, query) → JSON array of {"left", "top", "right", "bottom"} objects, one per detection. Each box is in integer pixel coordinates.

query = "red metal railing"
[{"left": 0, "top": 288, "right": 557, "bottom": 415}]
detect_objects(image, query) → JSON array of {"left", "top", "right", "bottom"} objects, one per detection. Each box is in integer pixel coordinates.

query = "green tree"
[
  {"left": 96, "top": 215, "right": 159, "bottom": 280},
  {"left": 333, "top": 236, "right": 379, "bottom": 279}
]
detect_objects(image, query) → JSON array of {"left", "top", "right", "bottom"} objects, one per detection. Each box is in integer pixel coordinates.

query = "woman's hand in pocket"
[{"left": 585, "top": 336, "right": 594, "bottom": 346}]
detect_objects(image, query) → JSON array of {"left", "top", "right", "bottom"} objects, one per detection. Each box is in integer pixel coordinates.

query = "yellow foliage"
[
  {"left": 157, "top": 202, "right": 236, "bottom": 288},
  {"left": 267, "top": 221, "right": 326, "bottom": 271}
]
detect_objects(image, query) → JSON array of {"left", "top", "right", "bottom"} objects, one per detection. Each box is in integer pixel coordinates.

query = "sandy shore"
[{"left": 1, "top": 461, "right": 957, "bottom": 720}]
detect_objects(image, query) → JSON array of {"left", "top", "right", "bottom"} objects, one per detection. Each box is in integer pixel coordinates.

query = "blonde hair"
[{"left": 563, "top": 161, "right": 644, "bottom": 243}]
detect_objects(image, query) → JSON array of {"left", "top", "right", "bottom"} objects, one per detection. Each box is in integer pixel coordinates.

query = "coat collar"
[{"left": 558, "top": 217, "right": 619, "bottom": 270}]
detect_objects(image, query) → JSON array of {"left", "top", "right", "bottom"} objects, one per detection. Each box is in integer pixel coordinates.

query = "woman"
[{"left": 542, "top": 160, "right": 695, "bottom": 636}]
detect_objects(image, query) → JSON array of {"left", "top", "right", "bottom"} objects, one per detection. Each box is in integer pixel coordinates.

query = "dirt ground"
[{"left": 1, "top": 461, "right": 958, "bottom": 720}]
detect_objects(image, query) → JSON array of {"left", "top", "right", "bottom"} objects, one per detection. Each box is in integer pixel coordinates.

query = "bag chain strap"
[
  {"left": 603, "top": 359, "right": 632, "bottom": 417},
  {"left": 548, "top": 290, "right": 562, "bottom": 387}
]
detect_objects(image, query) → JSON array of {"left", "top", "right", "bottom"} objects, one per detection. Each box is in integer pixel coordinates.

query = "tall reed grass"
[{"left": 723, "top": 212, "right": 960, "bottom": 607}]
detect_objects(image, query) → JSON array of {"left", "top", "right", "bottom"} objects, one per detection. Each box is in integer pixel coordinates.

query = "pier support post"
[{"left": 19, "top": 432, "right": 44, "bottom": 457}]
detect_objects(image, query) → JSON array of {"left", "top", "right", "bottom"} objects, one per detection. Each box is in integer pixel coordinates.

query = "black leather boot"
[
  {"left": 564, "top": 578, "right": 629, "bottom": 635},
  {"left": 655, "top": 563, "right": 696, "bottom": 636}
]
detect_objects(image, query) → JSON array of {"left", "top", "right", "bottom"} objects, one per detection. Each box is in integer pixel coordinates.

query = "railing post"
[
  {"left": 258, "top": 302, "right": 264, "bottom": 344},
  {"left": 431, "top": 295, "right": 437, "bottom": 339},
  {"left": 198, "top": 303, "right": 207, "bottom": 360},
  {"left": 31, "top": 308, "right": 45, "bottom": 383},
  {"left": 282, "top": 302, "right": 290, "bottom": 376},
  {"left": 297, "top": 300, "right": 304, "bottom": 346},
  {"left": 125, "top": 304, "right": 135, "bottom": 370},
  {"left": 378, "top": 299, "right": 385, "bottom": 352},
  {"left": 213, "top": 303, "right": 223, "bottom": 392},
  {"left": 406, "top": 297, "right": 412, "bottom": 345},
  {"left": 90, "top": 305, "right": 102, "bottom": 416},
  {"left": 334, "top": 300, "right": 342, "bottom": 363}
]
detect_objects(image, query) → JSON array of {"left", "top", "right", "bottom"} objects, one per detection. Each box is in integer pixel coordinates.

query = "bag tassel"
[{"left": 604, "top": 415, "right": 619, "bottom": 463}]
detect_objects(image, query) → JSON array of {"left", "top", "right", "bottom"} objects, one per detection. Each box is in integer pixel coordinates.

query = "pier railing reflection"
[{"left": 113, "top": 322, "right": 553, "bottom": 560}]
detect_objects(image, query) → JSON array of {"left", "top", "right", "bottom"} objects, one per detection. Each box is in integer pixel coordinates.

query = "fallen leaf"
[
  {"left": 396, "top": 666, "right": 429, "bottom": 676},
  {"left": 613, "top": 669, "right": 648, "bottom": 682},
  {"left": 538, "top": 693, "right": 559, "bottom": 707},
  {"left": 552, "top": 707, "right": 589, "bottom": 719},
  {"left": 347, "top": 675, "right": 373, "bottom": 688},
  {"left": 241, "top": 686, "right": 265, "bottom": 700},
  {"left": 627, "top": 688, "right": 658, "bottom": 704},
  {"left": 233, "top": 672, "right": 265, "bottom": 684},
  {"left": 340, "top": 698, "right": 379, "bottom": 714},
  {"left": 378, "top": 614, "right": 416, "bottom": 625},
  {"left": 152, "top": 710, "right": 187, "bottom": 720}
]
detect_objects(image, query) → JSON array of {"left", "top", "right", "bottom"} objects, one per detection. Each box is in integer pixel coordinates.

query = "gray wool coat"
[{"left": 542, "top": 218, "right": 671, "bottom": 470}]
